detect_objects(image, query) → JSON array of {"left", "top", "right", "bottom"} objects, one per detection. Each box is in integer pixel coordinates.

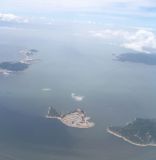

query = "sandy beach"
[{"left": 107, "top": 128, "right": 156, "bottom": 147}]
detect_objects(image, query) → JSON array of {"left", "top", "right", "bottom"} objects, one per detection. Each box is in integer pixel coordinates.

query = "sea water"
[{"left": 0, "top": 25, "right": 156, "bottom": 160}]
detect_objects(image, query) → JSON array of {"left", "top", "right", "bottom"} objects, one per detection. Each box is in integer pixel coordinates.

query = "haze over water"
[{"left": 0, "top": 25, "right": 156, "bottom": 160}]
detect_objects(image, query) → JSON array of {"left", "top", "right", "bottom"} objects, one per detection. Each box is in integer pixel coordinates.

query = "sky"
[
  {"left": 1, "top": 0, "right": 156, "bottom": 25},
  {"left": 1, "top": 0, "right": 156, "bottom": 53}
]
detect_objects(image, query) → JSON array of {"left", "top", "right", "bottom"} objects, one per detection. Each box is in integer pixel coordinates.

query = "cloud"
[
  {"left": 42, "top": 88, "right": 52, "bottom": 92},
  {"left": 71, "top": 93, "right": 84, "bottom": 102},
  {"left": 122, "top": 30, "right": 156, "bottom": 53},
  {"left": 1, "top": 0, "right": 156, "bottom": 10},
  {"left": 0, "top": 0, "right": 156, "bottom": 27},
  {"left": 89, "top": 29, "right": 156, "bottom": 53},
  {"left": 0, "top": 0, "right": 122, "bottom": 10},
  {"left": 0, "top": 13, "right": 29, "bottom": 23},
  {"left": 89, "top": 29, "right": 129, "bottom": 39},
  {"left": 1, "top": 0, "right": 156, "bottom": 16}
]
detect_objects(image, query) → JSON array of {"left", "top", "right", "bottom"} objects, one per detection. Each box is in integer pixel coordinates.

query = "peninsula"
[
  {"left": 46, "top": 107, "right": 95, "bottom": 128},
  {"left": 107, "top": 118, "right": 156, "bottom": 147}
]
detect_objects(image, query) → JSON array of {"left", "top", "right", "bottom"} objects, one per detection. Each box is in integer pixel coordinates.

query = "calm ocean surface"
[{"left": 0, "top": 26, "right": 156, "bottom": 160}]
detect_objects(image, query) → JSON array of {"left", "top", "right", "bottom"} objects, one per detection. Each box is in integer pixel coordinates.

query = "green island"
[{"left": 107, "top": 118, "right": 156, "bottom": 147}]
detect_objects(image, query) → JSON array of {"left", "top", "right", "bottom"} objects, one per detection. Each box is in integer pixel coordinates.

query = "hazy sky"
[
  {"left": 0, "top": 0, "right": 156, "bottom": 53},
  {"left": 0, "top": 0, "right": 156, "bottom": 25}
]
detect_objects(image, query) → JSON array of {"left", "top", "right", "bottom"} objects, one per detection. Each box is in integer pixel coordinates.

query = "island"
[
  {"left": 20, "top": 48, "right": 38, "bottom": 56},
  {"left": 30, "top": 49, "right": 38, "bottom": 53},
  {"left": 0, "top": 62, "right": 29, "bottom": 71},
  {"left": 46, "top": 107, "right": 95, "bottom": 128},
  {"left": 19, "top": 49, "right": 40, "bottom": 64},
  {"left": 0, "top": 49, "right": 39, "bottom": 75},
  {"left": 107, "top": 118, "right": 156, "bottom": 147},
  {"left": 115, "top": 53, "right": 156, "bottom": 65}
]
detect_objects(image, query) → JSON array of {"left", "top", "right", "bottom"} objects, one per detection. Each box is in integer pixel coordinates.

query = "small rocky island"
[
  {"left": 0, "top": 49, "right": 39, "bottom": 76},
  {"left": 46, "top": 107, "right": 95, "bottom": 128},
  {"left": 107, "top": 118, "right": 156, "bottom": 147}
]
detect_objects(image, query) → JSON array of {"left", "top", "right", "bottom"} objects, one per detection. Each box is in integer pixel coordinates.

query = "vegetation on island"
[
  {"left": 0, "top": 62, "right": 29, "bottom": 71},
  {"left": 109, "top": 118, "right": 156, "bottom": 145},
  {"left": 116, "top": 53, "right": 156, "bottom": 65}
]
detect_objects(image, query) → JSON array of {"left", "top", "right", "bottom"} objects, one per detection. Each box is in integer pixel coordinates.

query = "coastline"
[
  {"left": 60, "top": 119, "right": 95, "bottom": 128},
  {"left": 45, "top": 115, "right": 95, "bottom": 128},
  {"left": 107, "top": 128, "right": 156, "bottom": 147},
  {"left": 45, "top": 115, "right": 61, "bottom": 120}
]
